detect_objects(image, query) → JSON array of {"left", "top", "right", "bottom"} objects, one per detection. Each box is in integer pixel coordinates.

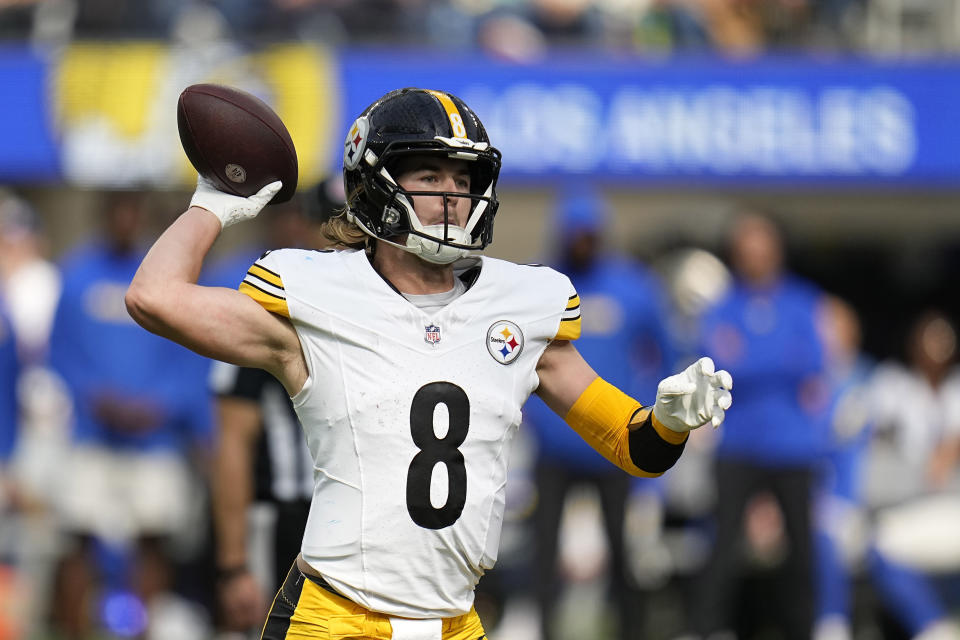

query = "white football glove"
[
  {"left": 189, "top": 176, "right": 282, "bottom": 229},
  {"left": 653, "top": 356, "right": 733, "bottom": 432}
]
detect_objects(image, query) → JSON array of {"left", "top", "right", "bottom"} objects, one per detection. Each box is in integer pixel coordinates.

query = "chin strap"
[
  {"left": 405, "top": 224, "right": 472, "bottom": 264},
  {"left": 348, "top": 210, "right": 473, "bottom": 265}
]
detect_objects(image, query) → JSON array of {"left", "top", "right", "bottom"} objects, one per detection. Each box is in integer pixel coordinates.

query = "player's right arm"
[{"left": 125, "top": 180, "right": 307, "bottom": 395}]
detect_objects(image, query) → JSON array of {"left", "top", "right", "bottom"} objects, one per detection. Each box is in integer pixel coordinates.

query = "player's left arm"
[{"left": 535, "top": 340, "right": 733, "bottom": 477}]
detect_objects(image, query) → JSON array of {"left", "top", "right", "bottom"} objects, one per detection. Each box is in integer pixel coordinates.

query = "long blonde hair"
[{"left": 320, "top": 209, "right": 368, "bottom": 250}]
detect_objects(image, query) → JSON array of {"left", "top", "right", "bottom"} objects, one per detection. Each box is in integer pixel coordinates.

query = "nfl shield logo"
[{"left": 424, "top": 324, "right": 441, "bottom": 345}]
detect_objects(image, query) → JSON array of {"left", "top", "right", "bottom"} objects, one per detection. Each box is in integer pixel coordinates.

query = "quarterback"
[{"left": 126, "top": 88, "right": 732, "bottom": 640}]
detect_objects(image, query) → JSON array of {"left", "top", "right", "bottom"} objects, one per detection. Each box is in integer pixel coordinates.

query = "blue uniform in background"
[
  {"left": 521, "top": 190, "right": 674, "bottom": 640},
  {"left": 49, "top": 241, "right": 211, "bottom": 452},
  {"left": 815, "top": 354, "right": 874, "bottom": 630},
  {"left": 703, "top": 276, "right": 827, "bottom": 466},
  {"left": 0, "top": 310, "right": 19, "bottom": 466},
  {"left": 692, "top": 274, "right": 826, "bottom": 640},
  {"left": 0, "top": 310, "right": 19, "bottom": 571},
  {"left": 48, "top": 239, "right": 212, "bottom": 557},
  {"left": 202, "top": 247, "right": 265, "bottom": 290},
  {"left": 42, "top": 193, "right": 221, "bottom": 639},
  {"left": 524, "top": 255, "right": 671, "bottom": 470}
]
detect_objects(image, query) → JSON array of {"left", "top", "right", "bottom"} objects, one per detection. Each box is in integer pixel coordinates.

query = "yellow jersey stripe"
[
  {"left": 554, "top": 316, "right": 581, "bottom": 341},
  {"left": 562, "top": 293, "right": 581, "bottom": 322},
  {"left": 239, "top": 282, "right": 290, "bottom": 318},
  {"left": 248, "top": 263, "right": 284, "bottom": 289},
  {"left": 425, "top": 90, "right": 466, "bottom": 138}
]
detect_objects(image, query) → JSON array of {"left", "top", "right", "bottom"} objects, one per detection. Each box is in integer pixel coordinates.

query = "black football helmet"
[{"left": 342, "top": 88, "right": 502, "bottom": 263}]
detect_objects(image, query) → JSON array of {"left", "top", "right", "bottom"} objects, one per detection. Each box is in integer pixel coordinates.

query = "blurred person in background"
[
  {"left": 631, "top": 0, "right": 714, "bottom": 52},
  {"left": 689, "top": 210, "right": 827, "bottom": 640},
  {"left": 0, "top": 191, "right": 67, "bottom": 639},
  {"left": 812, "top": 303, "right": 960, "bottom": 640},
  {"left": 512, "top": 0, "right": 606, "bottom": 46},
  {"left": 812, "top": 295, "right": 875, "bottom": 640},
  {"left": 0, "top": 317, "right": 14, "bottom": 478},
  {"left": 205, "top": 179, "right": 343, "bottom": 634},
  {"left": 474, "top": 0, "right": 604, "bottom": 61},
  {"left": 629, "top": 0, "right": 854, "bottom": 55},
  {"left": 0, "top": 193, "right": 66, "bottom": 495},
  {"left": 0, "top": 191, "right": 61, "bottom": 364},
  {"left": 645, "top": 245, "right": 733, "bottom": 565},
  {"left": 521, "top": 186, "right": 674, "bottom": 640},
  {"left": 0, "top": 307, "right": 22, "bottom": 639},
  {"left": 47, "top": 190, "right": 213, "bottom": 640},
  {"left": 868, "top": 309, "right": 960, "bottom": 511},
  {"left": 857, "top": 309, "right": 960, "bottom": 640}
]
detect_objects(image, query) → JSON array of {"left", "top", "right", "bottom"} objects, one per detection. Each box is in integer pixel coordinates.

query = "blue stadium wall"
[{"left": 2, "top": 43, "right": 959, "bottom": 190}]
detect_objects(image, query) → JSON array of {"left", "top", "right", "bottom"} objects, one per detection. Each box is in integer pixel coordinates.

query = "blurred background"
[{"left": 2, "top": 1, "right": 960, "bottom": 639}]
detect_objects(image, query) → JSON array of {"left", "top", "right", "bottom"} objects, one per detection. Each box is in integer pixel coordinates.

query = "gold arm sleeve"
[{"left": 564, "top": 377, "right": 688, "bottom": 477}]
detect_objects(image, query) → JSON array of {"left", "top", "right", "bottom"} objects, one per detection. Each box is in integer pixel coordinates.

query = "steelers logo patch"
[
  {"left": 343, "top": 116, "right": 369, "bottom": 170},
  {"left": 487, "top": 321, "right": 524, "bottom": 365}
]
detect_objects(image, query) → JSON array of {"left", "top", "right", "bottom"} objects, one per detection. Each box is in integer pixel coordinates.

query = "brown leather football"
[{"left": 177, "top": 83, "right": 298, "bottom": 204}]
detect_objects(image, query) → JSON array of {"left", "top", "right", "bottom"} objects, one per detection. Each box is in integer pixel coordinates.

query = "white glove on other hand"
[
  {"left": 653, "top": 357, "right": 733, "bottom": 432},
  {"left": 189, "top": 176, "right": 282, "bottom": 229}
]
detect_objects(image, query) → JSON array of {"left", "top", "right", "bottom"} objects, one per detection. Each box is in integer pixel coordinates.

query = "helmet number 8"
[
  {"left": 406, "top": 382, "right": 469, "bottom": 529},
  {"left": 449, "top": 113, "right": 467, "bottom": 139}
]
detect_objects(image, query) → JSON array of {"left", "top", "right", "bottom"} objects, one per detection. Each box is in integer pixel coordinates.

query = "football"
[{"left": 177, "top": 83, "right": 298, "bottom": 204}]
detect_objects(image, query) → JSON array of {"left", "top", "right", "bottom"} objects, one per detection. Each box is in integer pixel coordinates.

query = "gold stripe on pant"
[{"left": 261, "top": 564, "right": 486, "bottom": 640}]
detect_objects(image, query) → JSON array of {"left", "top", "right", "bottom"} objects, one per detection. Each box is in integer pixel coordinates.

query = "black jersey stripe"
[
  {"left": 241, "top": 279, "right": 286, "bottom": 301},
  {"left": 246, "top": 271, "right": 285, "bottom": 291},
  {"left": 251, "top": 262, "right": 282, "bottom": 279},
  {"left": 247, "top": 264, "right": 284, "bottom": 289}
]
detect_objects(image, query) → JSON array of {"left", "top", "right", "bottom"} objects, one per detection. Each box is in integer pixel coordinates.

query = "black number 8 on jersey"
[{"left": 406, "top": 382, "right": 469, "bottom": 529}]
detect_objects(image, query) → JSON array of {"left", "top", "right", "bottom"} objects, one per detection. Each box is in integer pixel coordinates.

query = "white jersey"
[
  {"left": 864, "top": 361, "right": 960, "bottom": 508},
  {"left": 239, "top": 248, "right": 580, "bottom": 617}
]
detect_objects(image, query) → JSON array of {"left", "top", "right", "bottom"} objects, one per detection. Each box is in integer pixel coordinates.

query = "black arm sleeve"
[{"left": 627, "top": 412, "right": 687, "bottom": 474}]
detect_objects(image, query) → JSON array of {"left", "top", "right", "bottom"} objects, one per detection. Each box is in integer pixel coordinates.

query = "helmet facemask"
[{"left": 351, "top": 143, "right": 500, "bottom": 264}]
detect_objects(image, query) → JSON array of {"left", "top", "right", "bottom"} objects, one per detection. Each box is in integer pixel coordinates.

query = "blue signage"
[
  {"left": 1, "top": 45, "right": 959, "bottom": 187},
  {"left": 0, "top": 46, "right": 60, "bottom": 181},
  {"left": 338, "top": 51, "right": 960, "bottom": 187}
]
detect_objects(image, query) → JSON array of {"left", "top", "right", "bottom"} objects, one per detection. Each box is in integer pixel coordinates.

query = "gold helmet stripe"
[{"left": 425, "top": 89, "right": 468, "bottom": 139}]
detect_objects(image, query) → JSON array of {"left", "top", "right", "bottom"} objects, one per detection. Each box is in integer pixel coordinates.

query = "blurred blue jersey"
[
  {"left": 523, "top": 256, "right": 673, "bottom": 472},
  {"left": 48, "top": 242, "right": 212, "bottom": 451},
  {"left": 701, "top": 276, "right": 826, "bottom": 465},
  {"left": 0, "top": 311, "right": 19, "bottom": 463},
  {"left": 821, "top": 355, "right": 875, "bottom": 501},
  {"left": 202, "top": 246, "right": 266, "bottom": 289}
]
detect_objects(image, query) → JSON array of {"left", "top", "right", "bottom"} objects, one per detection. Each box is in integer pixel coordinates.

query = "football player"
[{"left": 126, "top": 87, "right": 732, "bottom": 640}]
